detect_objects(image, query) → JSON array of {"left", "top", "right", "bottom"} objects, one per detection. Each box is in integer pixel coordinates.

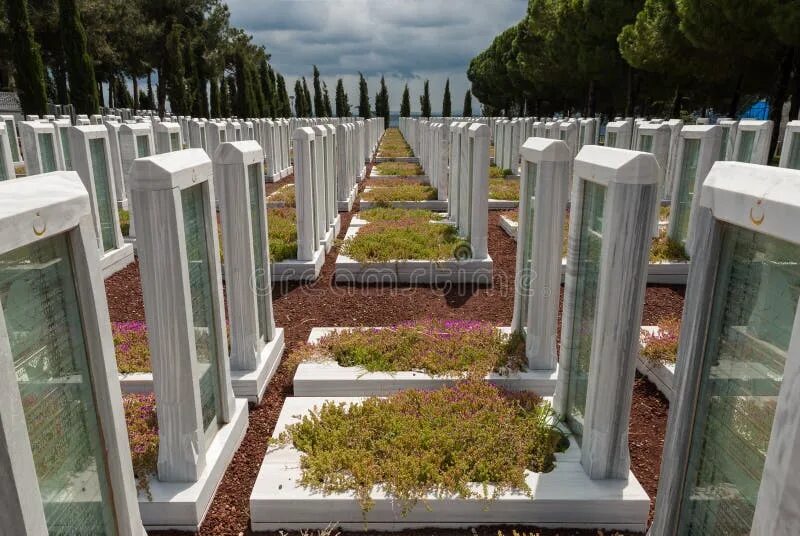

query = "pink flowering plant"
[
  {"left": 123, "top": 393, "right": 158, "bottom": 495},
  {"left": 275, "top": 381, "right": 567, "bottom": 515},
  {"left": 295, "top": 319, "right": 527, "bottom": 378},
  {"left": 641, "top": 318, "right": 681, "bottom": 365},
  {"left": 112, "top": 321, "right": 152, "bottom": 373}
]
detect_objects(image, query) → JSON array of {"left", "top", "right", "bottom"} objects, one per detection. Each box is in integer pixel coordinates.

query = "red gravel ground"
[{"left": 105, "top": 168, "right": 678, "bottom": 536}]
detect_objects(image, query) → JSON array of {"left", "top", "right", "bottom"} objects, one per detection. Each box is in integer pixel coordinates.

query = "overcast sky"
[{"left": 226, "top": 0, "right": 527, "bottom": 115}]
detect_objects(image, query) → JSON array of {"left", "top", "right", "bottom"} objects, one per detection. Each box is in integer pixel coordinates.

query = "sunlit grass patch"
[
  {"left": 361, "top": 184, "right": 437, "bottom": 205},
  {"left": 268, "top": 207, "right": 298, "bottom": 262},
  {"left": 268, "top": 184, "right": 296, "bottom": 207},
  {"left": 374, "top": 162, "right": 423, "bottom": 176},
  {"left": 341, "top": 219, "right": 465, "bottom": 262},
  {"left": 489, "top": 178, "right": 520, "bottom": 200}
]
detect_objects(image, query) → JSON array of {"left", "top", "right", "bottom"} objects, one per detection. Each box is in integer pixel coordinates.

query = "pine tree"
[
  {"left": 294, "top": 79, "right": 306, "bottom": 117},
  {"left": 59, "top": 0, "right": 99, "bottom": 114},
  {"left": 210, "top": 76, "right": 220, "bottom": 117},
  {"left": 400, "top": 84, "right": 411, "bottom": 117},
  {"left": 463, "top": 89, "right": 472, "bottom": 117},
  {"left": 442, "top": 78, "right": 451, "bottom": 117},
  {"left": 5, "top": 0, "right": 48, "bottom": 115},
  {"left": 358, "top": 72, "right": 370, "bottom": 118},
  {"left": 335, "top": 78, "right": 348, "bottom": 117},
  {"left": 322, "top": 81, "right": 332, "bottom": 117},
  {"left": 312, "top": 65, "right": 325, "bottom": 117},
  {"left": 420, "top": 80, "right": 431, "bottom": 118}
]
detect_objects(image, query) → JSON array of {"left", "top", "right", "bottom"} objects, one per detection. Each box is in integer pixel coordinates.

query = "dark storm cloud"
[{"left": 227, "top": 0, "right": 527, "bottom": 112}]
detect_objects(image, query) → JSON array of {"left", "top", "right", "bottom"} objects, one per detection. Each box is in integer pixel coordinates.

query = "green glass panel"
[
  {"left": 736, "top": 130, "right": 756, "bottom": 163},
  {"left": 39, "top": 132, "right": 57, "bottom": 173},
  {"left": 719, "top": 127, "right": 730, "bottom": 161},
  {"left": 89, "top": 138, "right": 116, "bottom": 252},
  {"left": 566, "top": 180, "right": 606, "bottom": 442},
  {"left": 59, "top": 127, "right": 72, "bottom": 170},
  {"left": 0, "top": 138, "right": 8, "bottom": 181},
  {"left": 607, "top": 131, "right": 617, "bottom": 148},
  {"left": 786, "top": 132, "right": 800, "bottom": 170},
  {"left": 180, "top": 185, "right": 221, "bottom": 432},
  {"left": 520, "top": 162, "right": 538, "bottom": 327},
  {"left": 200, "top": 127, "right": 206, "bottom": 150},
  {"left": 6, "top": 119, "right": 20, "bottom": 162},
  {"left": 1, "top": 234, "right": 117, "bottom": 535},
  {"left": 640, "top": 134, "right": 653, "bottom": 153},
  {"left": 679, "top": 226, "right": 800, "bottom": 535},
  {"left": 135, "top": 135, "right": 150, "bottom": 158},
  {"left": 467, "top": 138, "right": 474, "bottom": 236},
  {"left": 248, "top": 163, "right": 268, "bottom": 341},
  {"left": 673, "top": 138, "right": 701, "bottom": 245},
  {"left": 170, "top": 132, "right": 180, "bottom": 151},
  {"left": 579, "top": 125, "right": 586, "bottom": 148},
  {"left": 219, "top": 130, "right": 226, "bottom": 143},
  {"left": 559, "top": 130, "right": 566, "bottom": 141},
  {"left": 235, "top": 128, "right": 241, "bottom": 141}
]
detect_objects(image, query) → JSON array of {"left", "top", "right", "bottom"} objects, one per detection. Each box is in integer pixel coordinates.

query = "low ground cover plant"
[
  {"left": 374, "top": 162, "right": 423, "bottom": 176},
  {"left": 268, "top": 207, "right": 298, "bottom": 262},
  {"left": 268, "top": 184, "right": 296, "bottom": 207},
  {"left": 361, "top": 184, "right": 437, "bottom": 205},
  {"left": 123, "top": 393, "right": 159, "bottom": 495},
  {"left": 489, "top": 165, "right": 513, "bottom": 178},
  {"left": 359, "top": 207, "right": 442, "bottom": 223},
  {"left": 489, "top": 178, "right": 520, "bottom": 200},
  {"left": 501, "top": 210, "right": 518, "bottom": 222},
  {"left": 650, "top": 229, "right": 689, "bottom": 263},
  {"left": 640, "top": 317, "right": 680, "bottom": 365},
  {"left": 341, "top": 218, "right": 465, "bottom": 262},
  {"left": 366, "top": 177, "right": 427, "bottom": 188},
  {"left": 113, "top": 321, "right": 151, "bottom": 373},
  {"left": 275, "top": 381, "right": 566, "bottom": 515},
  {"left": 297, "top": 319, "right": 526, "bottom": 377},
  {"left": 377, "top": 128, "right": 413, "bottom": 157}
]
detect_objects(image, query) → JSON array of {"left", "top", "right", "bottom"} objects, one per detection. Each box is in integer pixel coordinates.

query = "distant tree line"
[{"left": 0, "top": 0, "right": 293, "bottom": 118}]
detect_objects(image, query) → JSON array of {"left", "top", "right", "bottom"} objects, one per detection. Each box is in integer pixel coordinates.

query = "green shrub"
[
  {"left": 298, "top": 320, "right": 526, "bottom": 377},
  {"left": 268, "top": 207, "right": 298, "bottom": 262},
  {"left": 119, "top": 209, "right": 130, "bottom": 237},
  {"left": 275, "top": 381, "right": 567, "bottom": 515},
  {"left": 341, "top": 220, "right": 466, "bottom": 262},
  {"left": 489, "top": 165, "right": 513, "bottom": 178}
]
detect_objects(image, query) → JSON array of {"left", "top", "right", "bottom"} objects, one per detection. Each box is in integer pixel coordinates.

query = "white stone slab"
[
  {"left": 499, "top": 214, "right": 518, "bottom": 239},
  {"left": 337, "top": 183, "right": 358, "bottom": 212},
  {"left": 293, "top": 327, "right": 557, "bottom": 397},
  {"left": 635, "top": 326, "right": 675, "bottom": 401},
  {"left": 250, "top": 397, "right": 650, "bottom": 532},
  {"left": 231, "top": 327, "right": 285, "bottom": 403},
  {"left": 271, "top": 246, "right": 326, "bottom": 282},
  {"left": 139, "top": 398, "right": 248, "bottom": 531},
  {"left": 488, "top": 199, "right": 520, "bottom": 210},
  {"left": 335, "top": 225, "right": 493, "bottom": 284},
  {"left": 100, "top": 241, "right": 135, "bottom": 278}
]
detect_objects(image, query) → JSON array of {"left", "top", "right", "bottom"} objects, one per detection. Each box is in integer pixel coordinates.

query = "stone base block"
[
  {"left": 271, "top": 246, "right": 325, "bottom": 282},
  {"left": 232, "top": 328, "right": 285, "bottom": 403},
  {"left": 489, "top": 199, "right": 519, "bottom": 210},
  {"left": 250, "top": 397, "right": 650, "bottom": 532},
  {"left": 140, "top": 399, "right": 249, "bottom": 531},
  {"left": 374, "top": 156, "right": 419, "bottom": 163},
  {"left": 101, "top": 243, "right": 135, "bottom": 278},
  {"left": 337, "top": 183, "right": 358, "bottom": 212}
]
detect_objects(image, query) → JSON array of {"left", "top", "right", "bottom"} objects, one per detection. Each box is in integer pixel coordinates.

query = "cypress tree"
[
  {"left": 302, "top": 77, "right": 312, "bottom": 117},
  {"left": 58, "top": 0, "right": 98, "bottom": 114},
  {"left": 463, "top": 89, "right": 472, "bottom": 117},
  {"left": 377, "top": 75, "right": 390, "bottom": 126},
  {"left": 442, "top": 78, "right": 451, "bottom": 117},
  {"left": 322, "top": 81, "right": 332, "bottom": 117},
  {"left": 164, "top": 25, "right": 187, "bottom": 114},
  {"left": 5, "top": 0, "right": 48, "bottom": 115},
  {"left": 312, "top": 65, "right": 324, "bottom": 117},
  {"left": 294, "top": 79, "right": 306, "bottom": 117},
  {"left": 420, "top": 80, "right": 431, "bottom": 118},
  {"left": 220, "top": 75, "right": 231, "bottom": 117},
  {"left": 210, "top": 76, "right": 220, "bottom": 117},
  {"left": 276, "top": 74, "right": 291, "bottom": 117},
  {"left": 259, "top": 58, "right": 274, "bottom": 117},
  {"left": 400, "top": 84, "right": 411, "bottom": 117},
  {"left": 226, "top": 75, "right": 236, "bottom": 116},
  {"left": 335, "top": 78, "right": 348, "bottom": 117},
  {"left": 358, "top": 72, "right": 370, "bottom": 118},
  {"left": 146, "top": 72, "right": 154, "bottom": 111}
]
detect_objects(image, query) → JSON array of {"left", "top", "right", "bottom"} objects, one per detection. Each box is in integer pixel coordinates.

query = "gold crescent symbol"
[
  {"left": 32, "top": 211, "right": 46, "bottom": 236},
  {"left": 750, "top": 204, "right": 765, "bottom": 226}
]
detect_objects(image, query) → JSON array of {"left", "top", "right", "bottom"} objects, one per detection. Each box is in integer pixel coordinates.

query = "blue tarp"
[{"left": 741, "top": 99, "right": 770, "bottom": 120}]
